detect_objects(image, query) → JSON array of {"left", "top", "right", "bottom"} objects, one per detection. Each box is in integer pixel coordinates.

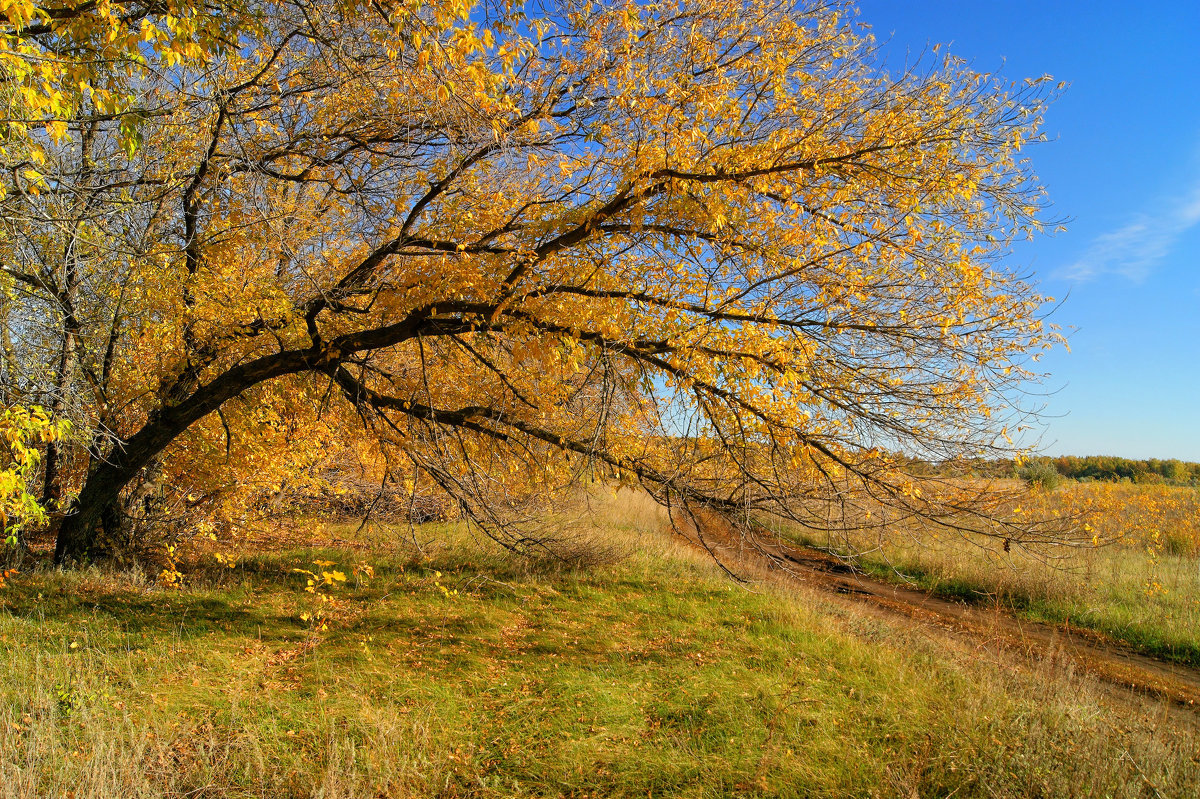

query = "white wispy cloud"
[{"left": 1062, "top": 182, "right": 1200, "bottom": 282}]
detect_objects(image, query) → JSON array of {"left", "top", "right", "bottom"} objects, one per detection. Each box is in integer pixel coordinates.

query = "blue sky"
[{"left": 855, "top": 1, "right": 1200, "bottom": 461}]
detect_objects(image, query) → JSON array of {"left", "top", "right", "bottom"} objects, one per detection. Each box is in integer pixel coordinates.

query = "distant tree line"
[
  {"left": 1042, "top": 455, "right": 1200, "bottom": 486},
  {"left": 900, "top": 455, "right": 1200, "bottom": 487}
]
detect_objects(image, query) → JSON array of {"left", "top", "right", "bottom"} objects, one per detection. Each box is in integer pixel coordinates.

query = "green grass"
[{"left": 1, "top": 497, "right": 1198, "bottom": 797}]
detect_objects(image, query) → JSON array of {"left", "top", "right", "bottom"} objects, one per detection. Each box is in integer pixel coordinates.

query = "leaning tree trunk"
[
  {"left": 53, "top": 347, "right": 322, "bottom": 563},
  {"left": 52, "top": 302, "right": 429, "bottom": 564},
  {"left": 54, "top": 457, "right": 141, "bottom": 564}
]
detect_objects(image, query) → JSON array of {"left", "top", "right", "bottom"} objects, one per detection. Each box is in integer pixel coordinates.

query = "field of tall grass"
[
  {"left": 783, "top": 481, "right": 1200, "bottom": 666},
  {"left": 1, "top": 490, "right": 1197, "bottom": 798}
]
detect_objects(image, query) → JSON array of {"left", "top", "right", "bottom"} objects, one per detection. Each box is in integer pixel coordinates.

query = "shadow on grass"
[
  {"left": 0, "top": 584, "right": 310, "bottom": 644},
  {"left": 0, "top": 551, "right": 381, "bottom": 644},
  {"left": 0, "top": 540, "right": 634, "bottom": 660}
]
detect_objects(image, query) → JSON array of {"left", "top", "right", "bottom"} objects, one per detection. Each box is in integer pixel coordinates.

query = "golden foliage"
[
  {"left": 2, "top": 1, "right": 1064, "bottom": 558},
  {"left": 0, "top": 405, "right": 68, "bottom": 542}
]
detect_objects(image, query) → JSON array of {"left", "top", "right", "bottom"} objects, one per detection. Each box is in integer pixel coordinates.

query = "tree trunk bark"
[
  {"left": 41, "top": 319, "right": 79, "bottom": 512},
  {"left": 51, "top": 307, "right": 426, "bottom": 564},
  {"left": 41, "top": 117, "right": 95, "bottom": 540},
  {"left": 53, "top": 347, "right": 319, "bottom": 563}
]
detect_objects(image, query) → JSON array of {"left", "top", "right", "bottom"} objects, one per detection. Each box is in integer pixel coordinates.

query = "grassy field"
[
  {"left": 1, "top": 491, "right": 1198, "bottom": 798},
  {"left": 779, "top": 480, "right": 1200, "bottom": 668}
]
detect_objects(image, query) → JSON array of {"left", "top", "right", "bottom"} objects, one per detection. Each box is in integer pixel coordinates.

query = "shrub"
[{"left": 1017, "top": 460, "right": 1062, "bottom": 491}]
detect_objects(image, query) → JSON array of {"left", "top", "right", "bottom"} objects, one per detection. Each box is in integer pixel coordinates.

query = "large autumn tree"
[{"left": 1, "top": 0, "right": 1065, "bottom": 563}]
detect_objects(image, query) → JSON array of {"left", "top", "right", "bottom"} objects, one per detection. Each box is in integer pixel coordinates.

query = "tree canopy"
[{"left": 0, "top": 0, "right": 1066, "bottom": 563}]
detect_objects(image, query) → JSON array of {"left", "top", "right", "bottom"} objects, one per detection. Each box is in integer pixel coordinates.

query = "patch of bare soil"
[{"left": 680, "top": 521, "right": 1200, "bottom": 714}]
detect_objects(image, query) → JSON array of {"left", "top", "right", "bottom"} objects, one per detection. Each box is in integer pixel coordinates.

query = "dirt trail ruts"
[{"left": 689, "top": 528, "right": 1200, "bottom": 712}]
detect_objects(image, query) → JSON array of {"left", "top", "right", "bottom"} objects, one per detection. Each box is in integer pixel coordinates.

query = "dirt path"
[{"left": 687, "top": 526, "right": 1200, "bottom": 712}]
